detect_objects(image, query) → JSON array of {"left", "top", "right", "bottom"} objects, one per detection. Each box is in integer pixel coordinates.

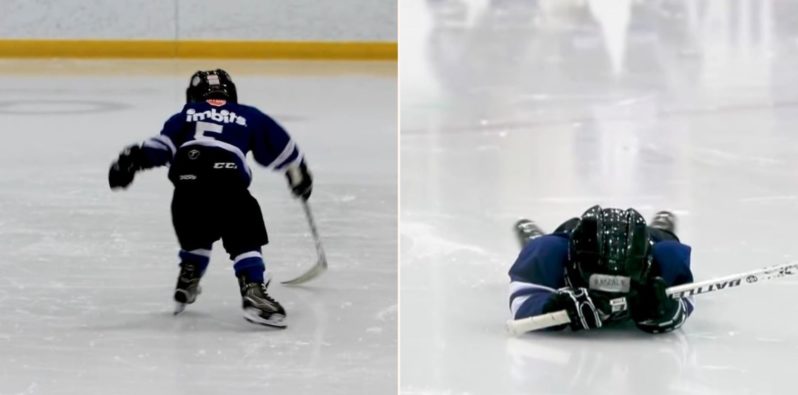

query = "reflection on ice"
[{"left": 507, "top": 328, "right": 692, "bottom": 394}]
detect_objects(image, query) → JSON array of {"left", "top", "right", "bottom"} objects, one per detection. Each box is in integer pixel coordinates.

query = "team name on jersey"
[{"left": 185, "top": 108, "right": 247, "bottom": 126}]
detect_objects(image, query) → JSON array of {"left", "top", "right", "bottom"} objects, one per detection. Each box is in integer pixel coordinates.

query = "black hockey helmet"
[
  {"left": 186, "top": 69, "right": 238, "bottom": 104},
  {"left": 566, "top": 205, "right": 652, "bottom": 293}
]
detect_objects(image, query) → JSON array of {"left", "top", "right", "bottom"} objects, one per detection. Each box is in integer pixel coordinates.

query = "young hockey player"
[
  {"left": 108, "top": 69, "right": 312, "bottom": 328},
  {"left": 509, "top": 206, "right": 694, "bottom": 334}
]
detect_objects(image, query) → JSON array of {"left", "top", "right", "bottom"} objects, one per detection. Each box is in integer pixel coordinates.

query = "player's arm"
[
  {"left": 509, "top": 235, "right": 605, "bottom": 331},
  {"left": 251, "top": 112, "right": 312, "bottom": 200},
  {"left": 630, "top": 240, "right": 694, "bottom": 334},
  {"left": 108, "top": 112, "right": 186, "bottom": 189}
]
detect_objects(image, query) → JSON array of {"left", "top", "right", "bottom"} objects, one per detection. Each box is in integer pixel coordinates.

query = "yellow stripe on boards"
[{"left": 0, "top": 40, "right": 397, "bottom": 60}]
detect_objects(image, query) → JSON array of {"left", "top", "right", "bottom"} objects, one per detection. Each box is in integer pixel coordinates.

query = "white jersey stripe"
[
  {"left": 263, "top": 140, "right": 296, "bottom": 169},
  {"left": 183, "top": 248, "right": 211, "bottom": 258},
  {"left": 143, "top": 139, "right": 170, "bottom": 152},
  {"left": 275, "top": 150, "right": 304, "bottom": 171},
  {"left": 153, "top": 135, "right": 176, "bottom": 154},
  {"left": 510, "top": 294, "right": 533, "bottom": 317},
  {"left": 509, "top": 281, "right": 557, "bottom": 297}
]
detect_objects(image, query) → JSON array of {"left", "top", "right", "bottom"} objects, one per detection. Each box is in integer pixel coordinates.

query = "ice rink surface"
[
  {"left": 401, "top": 0, "right": 798, "bottom": 394},
  {"left": 0, "top": 60, "right": 396, "bottom": 394}
]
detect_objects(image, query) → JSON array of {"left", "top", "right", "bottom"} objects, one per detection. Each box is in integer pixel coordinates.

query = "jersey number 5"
[{"left": 194, "top": 121, "right": 223, "bottom": 141}]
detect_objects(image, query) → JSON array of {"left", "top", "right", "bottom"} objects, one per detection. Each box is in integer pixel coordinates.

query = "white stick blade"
[
  {"left": 281, "top": 258, "right": 328, "bottom": 285},
  {"left": 506, "top": 310, "right": 571, "bottom": 335}
]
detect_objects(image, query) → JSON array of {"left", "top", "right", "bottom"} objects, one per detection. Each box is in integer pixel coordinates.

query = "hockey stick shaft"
[
  {"left": 506, "top": 261, "right": 798, "bottom": 335},
  {"left": 281, "top": 200, "right": 328, "bottom": 285},
  {"left": 303, "top": 200, "right": 321, "bottom": 249},
  {"left": 304, "top": 200, "right": 327, "bottom": 264},
  {"left": 665, "top": 261, "right": 798, "bottom": 297},
  {"left": 302, "top": 200, "right": 327, "bottom": 266}
]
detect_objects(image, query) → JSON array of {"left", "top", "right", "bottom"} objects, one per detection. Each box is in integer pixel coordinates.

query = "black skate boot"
[
  {"left": 650, "top": 211, "right": 677, "bottom": 234},
  {"left": 515, "top": 219, "right": 544, "bottom": 248},
  {"left": 174, "top": 262, "right": 203, "bottom": 315},
  {"left": 239, "top": 277, "right": 287, "bottom": 328}
]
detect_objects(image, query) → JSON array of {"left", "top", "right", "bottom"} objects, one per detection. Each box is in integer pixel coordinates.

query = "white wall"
[{"left": 1, "top": 0, "right": 396, "bottom": 41}]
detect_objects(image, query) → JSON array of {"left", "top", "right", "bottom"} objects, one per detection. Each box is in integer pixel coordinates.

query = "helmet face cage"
[
  {"left": 567, "top": 206, "right": 652, "bottom": 292},
  {"left": 186, "top": 69, "right": 238, "bottom": 104}
]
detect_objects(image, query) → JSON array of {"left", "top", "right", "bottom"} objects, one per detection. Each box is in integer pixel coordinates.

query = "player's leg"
[
  {"left": 174, "top": 249, "right": 210, "bottom": 304},
  {"left": 649, "top": 211, "right": 679, "bottom": 242},
  {"left": 221, "top": 190, "right": 286, "bottom": 328},
  {"left": 514, "top": 219, "right": 544, "bottom": 248},
  {"left": 515, "top": 217, "right": 580, "bottom": 248},
  {"left": 171, "top": 187, "right": 220, "bottom": 313}
]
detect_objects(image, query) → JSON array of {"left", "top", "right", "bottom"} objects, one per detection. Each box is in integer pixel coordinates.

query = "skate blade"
[
  {"left": 174, "top": 302, "right": 187, "bottom": 315},
  {"left": 243, "top": 308, "right": 287, "bottom": 329}
]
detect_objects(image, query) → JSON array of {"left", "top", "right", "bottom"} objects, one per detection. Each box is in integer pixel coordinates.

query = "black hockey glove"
[
  {"left": 542, "top": 287, "right": 605, "bottom": 331},
  {"left": 629, "top": 277, "right": 687, "bottom": 334},
  {"left": 109, "top": 144, "right": 144, "bottom": 189},
  {"left": 286, "top": 161, "right": 312, "bottom": 200}
]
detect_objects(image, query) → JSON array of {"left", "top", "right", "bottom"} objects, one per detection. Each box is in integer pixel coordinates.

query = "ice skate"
[
  {"left": 650, "top": 211, "right": 677, "bottom": 234},
  {"left": 515, "top": 219, "right": 544, "bottom": 248},
  {"left": 239, "top": 277, "right": 287, "bottom": 328},
  {"left": 174, "top": 262, "right": 203, "bottom": 315}
]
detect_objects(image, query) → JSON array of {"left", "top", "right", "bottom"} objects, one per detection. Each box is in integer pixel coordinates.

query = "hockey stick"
[
  {"left": 506, "top": 261, "right": 798, "bottom": 335},
  {"left": 281, "top": 200, "right": 328, "bottom": 285}
]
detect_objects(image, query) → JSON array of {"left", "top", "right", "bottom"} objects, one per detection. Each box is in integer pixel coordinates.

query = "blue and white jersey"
[
  {"left": 508, "top": 234, "right": 695, "bottom": 324},
  {"left": 139, "top": 100, "right": 302, "bottom": 186}
]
